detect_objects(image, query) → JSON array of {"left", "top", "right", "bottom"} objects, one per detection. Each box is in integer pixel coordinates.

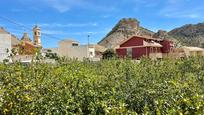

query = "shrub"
[
  {"left": 0, "top": 57, "right": 204, "bottom": 114},
  {"left": 102, "top": 49, "right": 117, "bottom": 59}
]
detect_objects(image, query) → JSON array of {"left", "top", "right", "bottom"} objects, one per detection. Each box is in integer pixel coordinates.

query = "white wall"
[
  {"left": 0, "top": 34, "right": 11, "bottom": 62},
  {"left": 58, "top": 45, "right": 96, "bottom": 61},
  {"left": 88, "top": 47, "right": 95, "bottom": 58},
  {"left": 59, "top": 40, "right": 79, "bottom": 48}
]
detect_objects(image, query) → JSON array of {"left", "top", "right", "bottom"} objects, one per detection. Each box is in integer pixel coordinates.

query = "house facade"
[
  {"left": 0, "top": 25, "right": 42, "bottom": 62},
  {"left": 46, "top": 39, "right": 106, "bottom": 61},
  {"left": 171, "top": 46, "right": 204, "bottom": 58},
  {"left": 116, "top": 36, "right": 174, "bottom": 59},
  {"left": 182, "top": 47, "right": 204, "bottom": 57},
  {"left": 0, "top": 34, "right": 11, "bottom": 62}
]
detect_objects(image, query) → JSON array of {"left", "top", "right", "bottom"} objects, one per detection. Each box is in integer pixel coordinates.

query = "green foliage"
[
  {"left": 0, "top": 57, "right": 204, "bottom": 114},
  {"left": 45, "top": 50, "right": 59, "bottom": 61},
  {"left": 102, "top": 49, "right": 117, "bottom": 59}
]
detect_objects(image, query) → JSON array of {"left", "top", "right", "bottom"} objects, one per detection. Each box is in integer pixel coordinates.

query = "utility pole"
[
  {"left": 87, "top": 35, "right": 90, "bottom": 58},
  {"left": 88, "top": 34, "right": 90, "bottom": 46}
]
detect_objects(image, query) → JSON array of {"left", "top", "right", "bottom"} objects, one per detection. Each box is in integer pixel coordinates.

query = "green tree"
[{"left": 102, "top": 49, "right": 117, "bottom": 59}]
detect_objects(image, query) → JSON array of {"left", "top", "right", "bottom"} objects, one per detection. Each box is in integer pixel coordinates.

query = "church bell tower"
[{"left": 33, "top": 25, "right": 42, "bottom": 47}]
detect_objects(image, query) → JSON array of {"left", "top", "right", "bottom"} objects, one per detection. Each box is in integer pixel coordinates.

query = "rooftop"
[
  {"left": 119, "top": 35, "right": 162, "bottom": 46},
  {"left": 21, "top": 32, "right": 32, "bottom": 42},
  {"left": 182, "top": 46, "right": 204, "bottom": 51},
  {"left": 0, "top": 27, "right": 9, "bottom": 34},
  {"left": 33, "top": 25, "right": 40, "bottom": 30},
  {"left": 59, "top": 39, "right": 79, "bottom": 43}
]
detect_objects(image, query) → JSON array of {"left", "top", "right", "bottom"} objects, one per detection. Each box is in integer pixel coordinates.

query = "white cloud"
[
  {"left": 41, "top": 0, "right": 87, "bottom": 13},
  {"left": 161, "top": 9, "right": 204, "bottom": 19},
  {"left": 167, "top": 0, "right": 191, "bottom": 4},
  {"left": 16, "top": 0, "right": 88, "bottom": 13},
  {"left": 159, "top": 0, "right": 204, "bottom": 19},
  {"left": 40, "top": 0, "right": 119, "bottom": 13},
  {"left": 132, "top": 0, "right": 160, "bottom": 12},
  {"left": 132, "top": 0, "right": 204, "bottom": 19},
  {"left": 164, "top": 13, "right": 202, "bottom": 19},
  {"left": 42, "top": 30, "right": 66, "bottom": 35},
  {"left": 11, "top": 9, "right": 24, "bottom": 13},
  {"left": 42, "top": 29, "right": 108, "bottom": 36},
  {"left": 38, "top": 22, "right": 98, "bottom": 28}
]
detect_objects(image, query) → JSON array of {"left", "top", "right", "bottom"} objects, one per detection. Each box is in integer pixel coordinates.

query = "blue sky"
[{"left": 1, "top": 0, "right": 204, "bottom": 48}]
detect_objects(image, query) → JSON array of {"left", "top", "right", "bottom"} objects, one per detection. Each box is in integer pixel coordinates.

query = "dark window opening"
[
  {"left": 90, "top": 52, "right": 93, "bottom": 56},
  {"left": 72, "top": 43, "right": 79, "bottom": 46}
]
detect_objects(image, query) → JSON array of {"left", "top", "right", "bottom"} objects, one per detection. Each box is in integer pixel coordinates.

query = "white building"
[
  {"left": 0, "top": 28, "right": 12, "bottom": 62},
  {"left": 58, "top": 39, "right": 96, "bottom": 60},
  {"left": 46, "top": 39, "right": 106, "bottom": 61}
]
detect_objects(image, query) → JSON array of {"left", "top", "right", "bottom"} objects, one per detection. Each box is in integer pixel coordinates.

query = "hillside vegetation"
[
  {"left": 0, "top": 57, "right": 204, "bottom": 114},
  {"left": 169, "top": 22, "right": 204, "bottom": 47}
]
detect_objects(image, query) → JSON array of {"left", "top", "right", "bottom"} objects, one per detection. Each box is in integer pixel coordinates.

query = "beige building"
[
  {"left": 171, "top": 46, "right": 204, "bottom": 58},
  {"left": 47, "top": 39, "right": 106, "bottom": 61},
  {"left": 182, "top": 46, "right": 204, "bottom": 57}
]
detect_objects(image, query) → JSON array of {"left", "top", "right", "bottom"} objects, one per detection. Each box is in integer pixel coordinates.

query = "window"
[
  {"left": 90, "top": 52, "right": 93, "bottom": 56},
  {"left": 127, "top": 48, "right": 132, "bottom": 57},
  {"left": 72, "top": 43, "right": 79, "bottom": 46}
]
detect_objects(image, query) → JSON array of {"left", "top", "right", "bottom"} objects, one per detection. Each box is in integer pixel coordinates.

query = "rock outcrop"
[
  {"left": 153, "top": 30, "right": 170, "bottom": 39},
  {"left": 98, "top": 18, "right": 154, "bottom": 49}
]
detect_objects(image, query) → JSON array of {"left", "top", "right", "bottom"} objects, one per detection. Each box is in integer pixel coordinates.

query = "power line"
[
  {"left": 41, "top": 32, "right": 63, "bottom": 40},
  {"left": 0, "top": 16, "right": 63, "bottom": 41},
  {"left": 0, "top": 16, "right": 31, "bottom": 31}
]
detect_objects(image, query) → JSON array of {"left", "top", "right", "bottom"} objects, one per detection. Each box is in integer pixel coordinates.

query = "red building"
[{"left": 116, "top": 36, "right": 174, "bottom": 59}]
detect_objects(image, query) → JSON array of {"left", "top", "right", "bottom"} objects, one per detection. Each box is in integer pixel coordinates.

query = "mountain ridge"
[
  {"left": 168, "top": 22, "right": 204, "bottom": 47},
  {"left": 98, "top": 18, "right": 204, "bottom": 48}
]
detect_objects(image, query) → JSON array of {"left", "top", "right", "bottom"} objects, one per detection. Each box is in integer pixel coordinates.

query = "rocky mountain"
[
  {"left": 98, "top": 18, "right": 155, "bottom": 49},
  {"left": 98, "top": 18, "right": 204, "bottom": 49},
  {"left": 153, "top": 30, "right": 171, "bottom": 39},
  {"left": 169, "top": 22, "right": 204, "bottom": 47}
]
